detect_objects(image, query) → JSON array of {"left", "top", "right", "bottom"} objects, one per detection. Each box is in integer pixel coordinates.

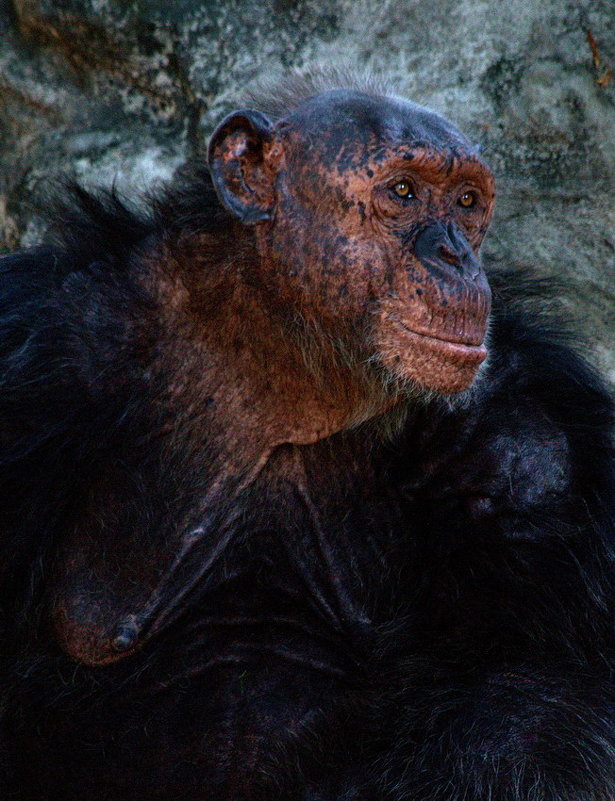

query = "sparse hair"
[{"left": 240, "top": 64, "right": 394, "bottom": 121}]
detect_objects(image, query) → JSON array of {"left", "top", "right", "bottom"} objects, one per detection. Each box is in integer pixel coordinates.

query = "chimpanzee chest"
[
  {"left": 7, "top": 406, "right": 572, "bottom": 799},
  {"left": 8, "top": 466, "right": 407, "bottom": 801},
  {"left": 12, "top": 635, "right": 360, "bottom": 800}
]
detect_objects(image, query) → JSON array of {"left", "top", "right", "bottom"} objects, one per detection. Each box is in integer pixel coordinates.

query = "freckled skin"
[{"left": 219, "top": 90, "right": 497, "bottom": 394}]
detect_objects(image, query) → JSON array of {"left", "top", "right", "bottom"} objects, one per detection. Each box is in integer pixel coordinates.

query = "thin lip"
[{"left": 394, "top": 317, "right": 487, "bottom": 350}]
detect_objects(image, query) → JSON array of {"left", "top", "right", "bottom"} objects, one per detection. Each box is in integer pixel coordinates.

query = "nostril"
[{"left": 438, "top": 243, "right": 460, "bottom": 266}]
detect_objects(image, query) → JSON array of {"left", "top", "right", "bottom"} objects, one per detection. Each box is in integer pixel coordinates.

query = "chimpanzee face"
[{"left": 209, "top": 90, "right": 495, "bottom": 395}]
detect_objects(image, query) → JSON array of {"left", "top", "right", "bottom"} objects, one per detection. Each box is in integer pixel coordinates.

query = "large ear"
[{"left": 207, "top": 109, "right": 277, "bottom": 224}]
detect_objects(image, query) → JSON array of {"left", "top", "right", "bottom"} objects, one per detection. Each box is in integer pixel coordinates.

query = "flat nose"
[
  {"left": 438, "top": 239, "right": 461, "bottom": 267},
  {"left": 414, "top": 220, "right": 480, "bottom": 280}
]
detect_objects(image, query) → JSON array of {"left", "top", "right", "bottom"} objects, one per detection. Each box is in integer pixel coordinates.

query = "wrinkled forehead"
[{"left": 278, "top": 89, "right": 479, "bottom": 168}]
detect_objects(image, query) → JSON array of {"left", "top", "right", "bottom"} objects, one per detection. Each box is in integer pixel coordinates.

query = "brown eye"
[
  {"left": 391, "top": 180, "right": 414, "bottom": 199},
  {"left": 458, "top": 191, "right": 477, "bottom": 208}
]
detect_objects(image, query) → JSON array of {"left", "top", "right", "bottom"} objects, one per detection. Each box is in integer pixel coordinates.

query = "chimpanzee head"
[{"left": 208, "top": 85, "right": 495, "bottom": 395}]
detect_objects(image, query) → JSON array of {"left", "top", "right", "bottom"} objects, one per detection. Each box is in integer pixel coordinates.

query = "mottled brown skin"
[
  {"left": 212, "top": 91, "right": 495, "bottom": 396},
  {"left": 51, "top": 91, "right": 496, "bottom": 668}
]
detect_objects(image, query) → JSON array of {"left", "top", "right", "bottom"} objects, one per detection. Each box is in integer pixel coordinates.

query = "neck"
[{"left": 147, "top": 225, "right": 402, "bottom": 485}]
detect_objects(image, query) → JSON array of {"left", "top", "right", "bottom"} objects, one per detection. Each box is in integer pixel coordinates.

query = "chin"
[{"left": 372, "top": 323, "right": 489, "bottom": 399}]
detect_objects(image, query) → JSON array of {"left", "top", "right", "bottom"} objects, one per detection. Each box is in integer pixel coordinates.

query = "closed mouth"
[{"left": 394, "top": 318, "right": 487, "bottom": 351}]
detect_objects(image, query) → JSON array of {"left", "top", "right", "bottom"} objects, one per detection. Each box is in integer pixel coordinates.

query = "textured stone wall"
[{"left": 1, "top": 0, "right": 614, "bottom": 385}]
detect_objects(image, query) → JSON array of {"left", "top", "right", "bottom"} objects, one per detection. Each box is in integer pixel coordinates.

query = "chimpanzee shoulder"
[
  {"left": 374, "top": 269, "right": 614, "bottom": 801},
  {"left": 398, "top": 266, "right": 614, "bottom": 521},
  {"left": 486, "top": 267, "right": 614, "bottom": 501},
  {"left": 0, "top": 187, "right": 163, "bottom": 619}
]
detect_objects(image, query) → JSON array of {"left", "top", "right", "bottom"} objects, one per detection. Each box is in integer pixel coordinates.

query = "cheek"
[
  {"left": 461, "top": 223, "right": 487, "bottom": 249},
  {"left": 379, "top": 231, "right": 425, "bottom": 289},
  {"left": 463, "top": 203, "right": 495, "bottom": 247},
  {"left": 473, "top": 219, "right": 491, "bottom": 248},
  {"left": 304, "top": 233, "right": 390, "bottom": 326},
  {"left": 267, "top": 194, "right": 391, "bottom": 321}
]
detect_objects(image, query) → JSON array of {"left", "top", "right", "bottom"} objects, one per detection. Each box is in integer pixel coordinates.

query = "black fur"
[{"left": 0, "top": 172, "right": 612, "bottom": 800}]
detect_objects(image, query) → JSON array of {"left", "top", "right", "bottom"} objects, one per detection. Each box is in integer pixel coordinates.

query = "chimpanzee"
[{"left": 0, "top": 70, "right": 612, "bottom": 801}]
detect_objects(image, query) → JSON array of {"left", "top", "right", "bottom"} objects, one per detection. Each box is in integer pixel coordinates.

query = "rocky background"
[{"left": 1, "top": 0, "right": 614, "bottom": 386}]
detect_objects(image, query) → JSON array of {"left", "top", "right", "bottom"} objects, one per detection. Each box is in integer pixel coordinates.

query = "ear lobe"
[{"left": 207, "top": 109, "right": 277, "bottom": 224}]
